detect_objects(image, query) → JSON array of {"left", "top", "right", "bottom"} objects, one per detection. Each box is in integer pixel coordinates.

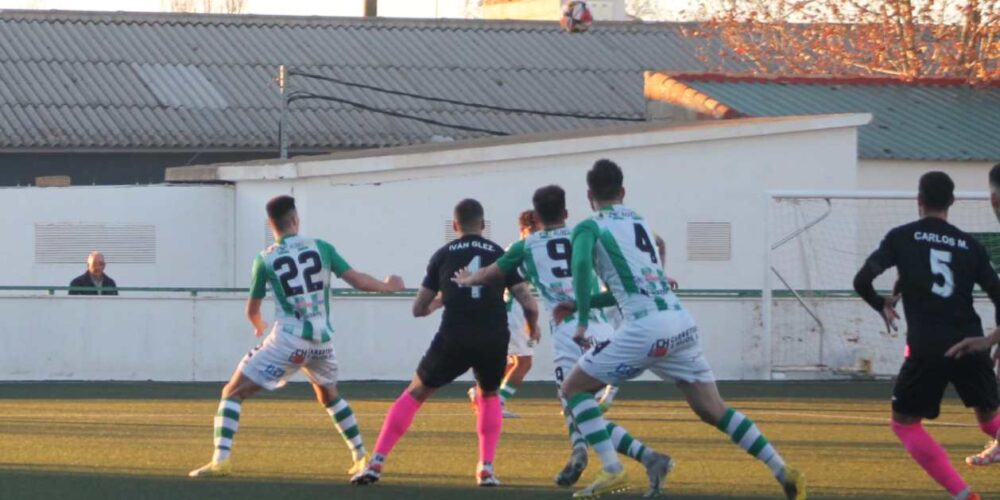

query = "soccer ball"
[{"left": 560, "top": 1, "right": 593, "bottom": 33}]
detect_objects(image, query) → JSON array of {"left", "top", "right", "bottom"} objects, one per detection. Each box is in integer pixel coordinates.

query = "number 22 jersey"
[{"left": 249, "top": 234, "right": 351, "bottom": 343}]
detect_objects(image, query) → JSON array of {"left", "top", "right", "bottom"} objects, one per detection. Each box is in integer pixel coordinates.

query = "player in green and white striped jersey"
[
  {"left": 189, "top": 195, "right": 405, "bottom": 480},
  {"left": 557, "top": 160, "right": 805, "bottom": 500},
  {"left": 455, "top": 185, "right": 670, "bottom": 492}
]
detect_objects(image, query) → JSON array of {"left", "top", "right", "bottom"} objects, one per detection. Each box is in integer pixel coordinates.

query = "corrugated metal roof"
[
  {"left": 678, "top": 76, "right": 1000, "bottom": 161},
  {"left": 0, "top": 10, "right": 728, "bottom": 151}
]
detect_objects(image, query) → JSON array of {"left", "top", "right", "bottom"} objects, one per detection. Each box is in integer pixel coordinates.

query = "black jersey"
[
  {"left": 856, "top": 217, "right": 1000, "bottom": 356},
  {"left": 421, "top": 234, "right": 525, "bottom": 330}
]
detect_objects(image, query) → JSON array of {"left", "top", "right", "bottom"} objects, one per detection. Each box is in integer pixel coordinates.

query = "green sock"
[
  {"left": 606, "top": 422, "right": 649, "bottom": 463},
  {"left": 499, "top": 383, "right": 517, "bottom": 405},
  {"left": 717, "top": 408, "right": 785, "bottom": 476},
  {"left": 326, "top": 397, "right": 366, "bottom": 460}
]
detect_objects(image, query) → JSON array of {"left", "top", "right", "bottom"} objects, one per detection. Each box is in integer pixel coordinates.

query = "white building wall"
[
  {"left": 0, "top": 185, "right": 235, "bottom": 288},
  {"left": 233, "top": 125, "right": 860, "bottom": 293},
  {"left": 860, "top": 160, "right": 994, "bottom": 192}
]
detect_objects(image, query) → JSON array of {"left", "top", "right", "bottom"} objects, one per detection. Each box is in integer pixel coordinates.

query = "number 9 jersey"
[{"left": 249, "top": 235, "right": 351, "bottom": 343}]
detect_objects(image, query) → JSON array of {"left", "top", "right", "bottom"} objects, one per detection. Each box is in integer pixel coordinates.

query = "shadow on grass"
[{"left": 0, "top": 467, "right": 789, "bottom": 500}]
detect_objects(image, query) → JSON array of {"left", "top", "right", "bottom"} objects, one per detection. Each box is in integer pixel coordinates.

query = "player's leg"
[
  {"left": 890, "top": 356, "right": 974, "bottom": 499},
  {"left": 595, "top": 384, "right": 619, "bottom": 412},
  {"left": 499, "top": 325, "right": 535, "bottom": 417},
  {"left": 190, "top": 337, "right": 294, "bottom": 478},
  {"left": 469, "top": 329, "right": 511, "bottom": 486},
  {"left": 353, "top": 334, "right": 463, "bottom": 485},
  {"left": 562, "top": 323, "right": 672, "bottom": 499},
  {"left": 552, "top": 330, "right": 590, "bottom": 487},
  {"left": 950, "top": 352, "right": 1000, "bottom": 466},
  {"left": 304, "top": 347, "right": 368, "bottom": 474}
]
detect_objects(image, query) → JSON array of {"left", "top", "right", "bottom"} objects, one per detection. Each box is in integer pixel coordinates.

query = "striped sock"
[
  {"left": 606, "top": 422, "right": 648, "bottom": 463},
  {"left": 560, "top": 397, "right": 587, "bottom": 451},
  {"left": 499, "top": 383, "right": 517, "bottom": 405},
  {"left": 212, "top": 398, "right": 241, "bottom": 462},
  {"left": 568, "top": 393, "right": 622, "bottom": 473},
  {"left": 717, "top": 408, "right": 785, "bottom": 476},
  {"left": 326, "top": 397, "right": 366, "bottom": 461}
]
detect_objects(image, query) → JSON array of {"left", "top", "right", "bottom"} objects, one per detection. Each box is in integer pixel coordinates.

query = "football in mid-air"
[{"left": 560, "top": 1, "right": 593, "bottom": 33}]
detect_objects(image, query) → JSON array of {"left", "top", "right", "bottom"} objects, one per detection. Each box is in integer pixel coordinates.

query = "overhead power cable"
[
  {"left": 288, "top": 69, "right": 645, "bottom": 123},
  {"left": 286, "top": 91, "right": 510, "bottom": 136}
]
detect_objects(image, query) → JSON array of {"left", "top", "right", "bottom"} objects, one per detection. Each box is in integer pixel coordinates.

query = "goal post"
[{"left": 765, "top": 190, "right": 995, "bottom": 379}]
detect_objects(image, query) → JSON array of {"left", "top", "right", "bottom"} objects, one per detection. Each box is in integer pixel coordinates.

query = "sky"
[{"left": 0, "top": 0, "right": 684, "bottom": 18}]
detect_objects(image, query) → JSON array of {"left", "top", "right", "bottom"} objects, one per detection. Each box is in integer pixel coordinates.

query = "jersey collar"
[{"left": 277, "top": 233, "right": 299, "bottom": 244}]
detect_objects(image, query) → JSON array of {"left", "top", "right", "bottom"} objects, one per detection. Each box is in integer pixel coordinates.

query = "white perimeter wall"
[
  {"left": 0, "top": 295, "right": 761, "bottom": 381},
  {"left": 0, "top": 185, "right": 235, "bottom": 288}
]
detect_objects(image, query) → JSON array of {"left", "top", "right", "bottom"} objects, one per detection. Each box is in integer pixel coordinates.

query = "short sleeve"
[
  {"left": 496, "top": 240, "right": 526, "bottom": 275},
  {"left": 249, "top": 255, "right": 268, "bottom": 299},
  {"left": 318, "top": 240, "right": 351, "bottom": 277},
  {"left": 421, "top": 249, "right": 443, "bottom": 292},
  {"left": 865, "top": 229, "right": 898, "bottom": 274}
]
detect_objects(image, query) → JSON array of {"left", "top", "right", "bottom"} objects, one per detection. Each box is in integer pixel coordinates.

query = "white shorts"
[
  {"left": 238, "top": 332, "right": 339, "bottom": 391},
  {"left": 579, "top": 310, "right": 715, "bottom": 385},
  {"left": 507, "top": 302, "right": 534, "bottom": 357},
  {"left": 553, "top": 319, "right": 615, "bottom": 384}
]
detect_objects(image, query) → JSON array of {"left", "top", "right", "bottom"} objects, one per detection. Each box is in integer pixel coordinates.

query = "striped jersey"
[
  {"left": 496, "top": 227, "right": 608, "bottom": 325},
  {"left": 571, "top": 205, "right": 681, "bottom": 325},
  {"left": 249, "top": 234, "right": 351, "bottom": 342}
]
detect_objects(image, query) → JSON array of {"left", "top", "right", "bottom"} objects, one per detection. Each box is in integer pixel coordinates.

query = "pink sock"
[
  {"left": 373, "top": 391, "right": 423, "bottom": 457},
  {"left": 891, "top": 421, "right": 968, "bottom": 496},
  {"left": 979, "top": 414, "right": 1000, "bottom": 439},
  {"left": 476, "top": 393, "right": 503, "bottom": 464}
]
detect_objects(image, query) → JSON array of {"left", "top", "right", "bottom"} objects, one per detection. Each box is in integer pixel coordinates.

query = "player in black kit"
[
  {"left": 854, "top": 171, "right": 1000, "bottom": 500},
  {"left": 352, "top": 198, "right": 540, "bottom": 488}
]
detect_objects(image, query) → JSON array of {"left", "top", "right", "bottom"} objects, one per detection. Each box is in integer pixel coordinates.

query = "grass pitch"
[{"left": 1, "top": 381, "right": 999, "bottom": 499}]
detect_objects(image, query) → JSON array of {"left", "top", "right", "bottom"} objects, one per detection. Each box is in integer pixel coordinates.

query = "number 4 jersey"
[
  {"left": 863, "top": 217, "right": 1000, "bottom": 356},
  {"left": 249, "top": 234, "right": 351, "bottom": 343},
  {"left": 571, "top": 205, "right": 681, "bottom": 327}
]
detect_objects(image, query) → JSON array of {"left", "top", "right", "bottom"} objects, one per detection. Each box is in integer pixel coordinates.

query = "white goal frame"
[{"left": 763, "top": 190, "right": 991, "bottom": 379}]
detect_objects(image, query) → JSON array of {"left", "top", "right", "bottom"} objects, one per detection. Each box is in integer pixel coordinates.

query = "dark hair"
[
  {"left": 266, "top": 195, "right": 297, "bottom": 231},
  {"left": 518, "top": 209, "right": 537, "bottom": 231},
  {"left": 587, "top": 159, "right": 624, "bottom": 201},
  {"left": 532, "top": 185, "right": 566, "bottom": 225},
  {"left": 991, "top": 163, "right": 1000, "bottom": 189},
  {"left": 918, "top": 171, "right": 955, "bottom": 211},
  {"left": 454, "top": 198, "right": 485, "bottom": 231}
]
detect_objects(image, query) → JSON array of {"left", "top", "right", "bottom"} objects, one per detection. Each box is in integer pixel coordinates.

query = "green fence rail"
[{"left": 0, "top": 286, "right": 987, "bottom": 299}]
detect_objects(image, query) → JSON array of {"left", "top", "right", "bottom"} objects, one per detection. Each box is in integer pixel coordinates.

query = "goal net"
[{"left": 766, "top": 191, "right": 997, "bottom": 378}]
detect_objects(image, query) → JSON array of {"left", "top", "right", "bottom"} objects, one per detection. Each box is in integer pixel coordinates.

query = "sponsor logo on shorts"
[
  {"left": 289, "top": 349, "right": 307, "bottom": 365},
  {"left": 307, "top": 348, "right": 334, "bottom": 360},
  {"left": 612, "top": 363, "right": 642, "bottom": 379},
  {"left": 648, "top": 339, "right": 670, "bottom": 358},
  {"left": 648, "top": 327, "right": 699, "bottom": 358},
  {"left": 264, "top": 364, "right": 286, "bottom": 379}
]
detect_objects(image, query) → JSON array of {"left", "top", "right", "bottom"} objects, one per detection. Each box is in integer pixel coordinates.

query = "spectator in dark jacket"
[{"left": 69, "top": 251, "right": 118, "bottom": 295}]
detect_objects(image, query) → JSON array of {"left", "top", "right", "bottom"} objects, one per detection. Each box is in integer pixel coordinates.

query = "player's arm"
[
  {"left": 319, "top": 241, "right": 404, "bottom": 293},
  {"left": 510, "top": 281, "right": 540, "bottom": 341},
  {"left": 412, "top": 287, "right": 439, "bottom": 318},
  {"left": 453, "top": 241, "right": 523, "bottom": 287},
  {"left": 414, "top": 250, "right": 444, "bottom": 317},
  {"left": 247, "top": 255, "right": 268, "bottom": 336},
  {"left": 852, "top": 230, "right": 900, "bottom": 331},
  {"left": 654, "top": 233, "right": 679, "bottom": 290},
  {"left": 570, "top": 220, "right": 599, "bottom": 328},
  {"left": 946, "top": 245, "right": 1000, "bottom": 359}
]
